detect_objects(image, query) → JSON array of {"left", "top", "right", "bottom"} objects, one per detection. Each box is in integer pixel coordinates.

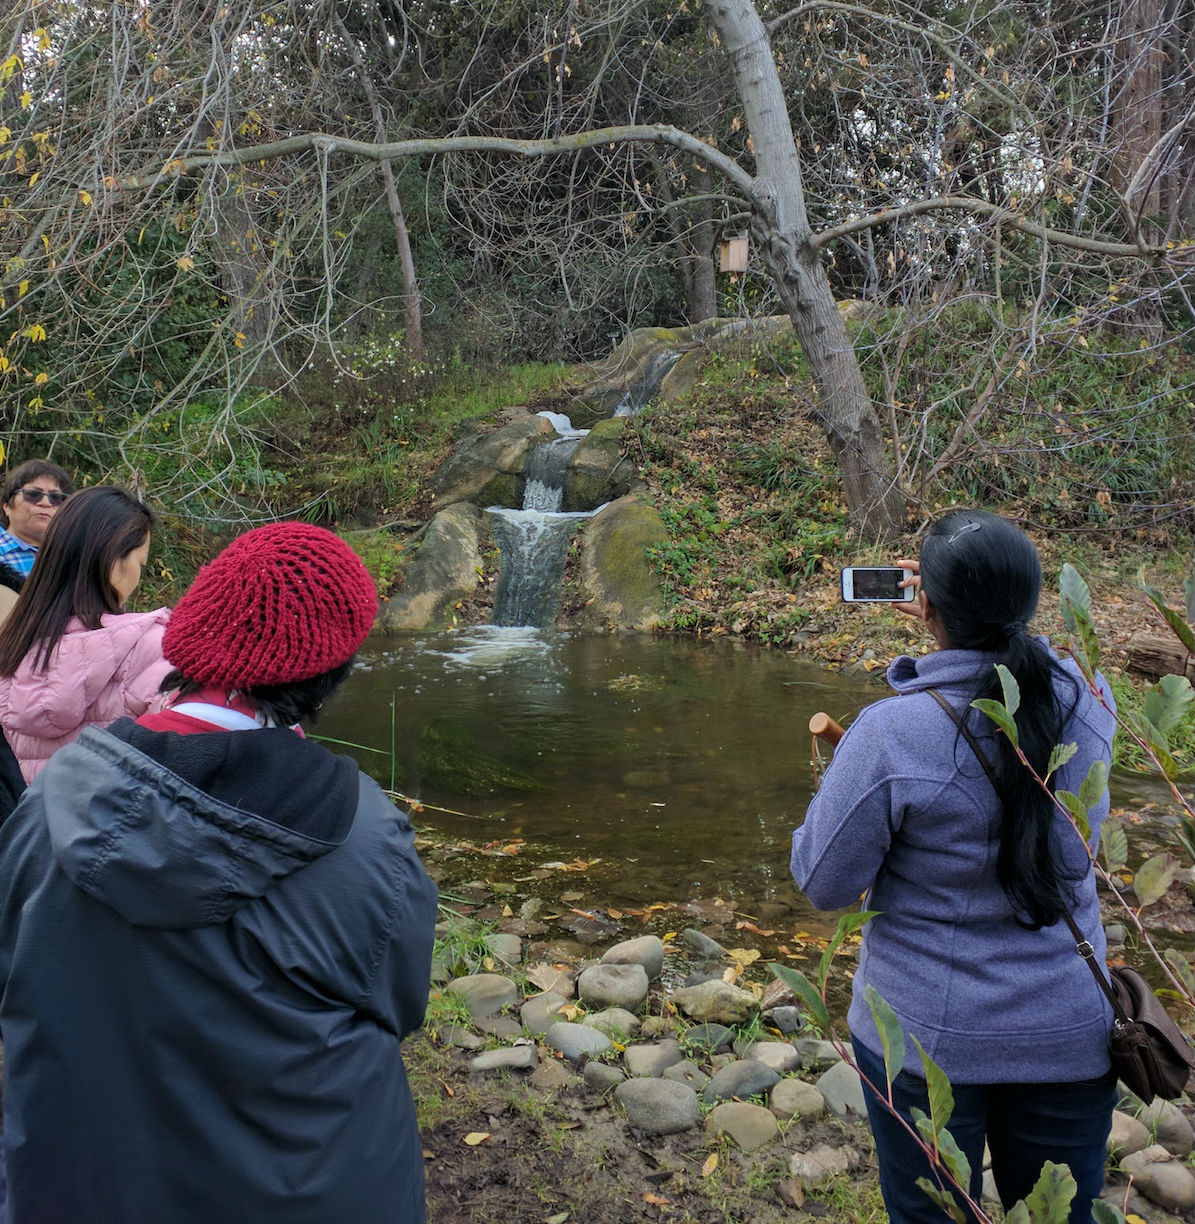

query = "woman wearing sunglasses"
[
  {"left": 0, "top": 460, "right": 74, "bottom": 578},
  {"left": 0, "top": 486, "right": 171, "bottom": 782}
]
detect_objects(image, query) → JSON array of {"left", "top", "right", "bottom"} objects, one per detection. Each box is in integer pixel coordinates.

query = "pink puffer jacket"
[{"left": 0, "top": 609, "right": 172, "bottom": 782}]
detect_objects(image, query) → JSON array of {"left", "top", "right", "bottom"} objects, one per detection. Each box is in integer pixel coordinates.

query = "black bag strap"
[{"left": 924, "top": 687, "right": 1130, "bottom": 1027}]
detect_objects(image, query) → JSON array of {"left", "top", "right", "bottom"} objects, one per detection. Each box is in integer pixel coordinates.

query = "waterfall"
[
  {"left": 612, "top": 349, "right": 684, "bottom": 417},
  {"left": 487, "top": 413, "right": 597, "bottom": 628}
]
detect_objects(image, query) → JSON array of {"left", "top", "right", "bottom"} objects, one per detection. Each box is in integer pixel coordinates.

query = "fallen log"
[{"left": 1125, "top": 630, "right": 1195, "bottom": 683}]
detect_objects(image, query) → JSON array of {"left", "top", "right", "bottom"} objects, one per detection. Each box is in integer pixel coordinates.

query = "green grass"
[{"left": 1107, "top": 671, "right": 1195, "bottom": 776}]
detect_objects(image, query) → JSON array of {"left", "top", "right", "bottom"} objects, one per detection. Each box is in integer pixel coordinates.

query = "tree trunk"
[
  {"left": 1110, "top": 0, "right": 1165, "bottom": 228},
  {"left": 704, "top": 0, "right": 904, "bottom": 540}
]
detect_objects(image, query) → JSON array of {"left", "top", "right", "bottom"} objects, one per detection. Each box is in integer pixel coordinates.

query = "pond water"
[{"left": 321, "top": 628, "right": 1186, "bottom": 937}]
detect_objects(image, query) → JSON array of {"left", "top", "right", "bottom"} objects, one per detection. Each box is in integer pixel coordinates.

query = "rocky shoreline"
[{"left": 420, "top": 921, "right": 1195, "bottom": 1222}]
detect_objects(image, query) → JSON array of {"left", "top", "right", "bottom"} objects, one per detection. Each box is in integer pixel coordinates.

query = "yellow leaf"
[
  {"left": 0, "top": 55, "right": 21, "bottom": 86},
  {"left": 463, "top": 1132, "right": 491, "bottom": 1146},
  {"left": 20, "top": 91, "right": 32, "bottom": 109},
  {"left": 0, "top": 441, "right": 5, "bottom": 465},
  {"left": 233, "top": 331, "right": 245, "bottom": 349},
  {"left": 23, "top": 324, "right": 46, "bottom": 342},
  {"left": 78, "top": 189, "right": 92, "bottom": 206},
  {"left": 36, "top": 28, "right": 50, "bottom": 52},
  {"left": 701, "top": 1153, "right": 719, "bottom": 1178},
  {"left": 176, "top": 254, "right": 195, "bottom": 272},
  {"left": 34, "top": 372, "right": 47, "bottom": 385},
  {"left": 18, "top": 281, "right": 27, "bottom": 297},
  {"left": 28, "top": 172, "right": 37, "bottom": 187},
  {"left": 0, "top": 355, "right": 8, "bottom": 373}
]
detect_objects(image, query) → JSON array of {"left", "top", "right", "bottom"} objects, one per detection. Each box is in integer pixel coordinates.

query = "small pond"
[{"left": 322, "top": 628, "right": 1188, "bottom": 945}]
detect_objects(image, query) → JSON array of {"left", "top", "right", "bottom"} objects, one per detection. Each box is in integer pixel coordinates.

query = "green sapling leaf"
[
  {"left": 1045, "top": 741, "right": 1078, "bottom": 780},
  {"left": 1091, "top": 1200, "right": 1127, "bottom": 1224},
  {"left": 863, "top": 984, "right": 905, "bottom": 1093},
  {"left": 1143, "top": 674, "right": 1195, "bottom": 738},
  {"left": 1142, "top": 578, "right": 1195, "bottom": 655},
  {"left": 1101, "top": 820, "right": 1128, "bottom": 874},
  {"left": 971, "top": 698, "right": 1019, "bottom": 747},
  {"left": 1133, "top": 853, "right": 1180, "bottom": 909},
  {"left": 912, "top": 1035, "right": 955, "bottom": 1138},
  {"left": 914, "top": 1178, "right": 966, "bottom": 1224},
  {"left": 1003, "top": 1160, "right": 1076, "bottom": 1224},
  {"left": 1059, "top": 564, "right": 1092, "bottom": 631},
  {"left": 815, "top": 909, "right": 879, "bottom": 990},
  {"left": 995, "top": 663, "right": 1020, "bottom": 716},
  {"left": 1055, "top": 790, "right": 1091, "bottom": 841},
  {"left": 768, "top": 963, "right": 830, "bottom": 1034},
  {"left": 1163, "top": 948, "right": 1195, "bottom": 997},
  {"left": 1078, "top": 759, "right": 1108, "bottom": 814}
]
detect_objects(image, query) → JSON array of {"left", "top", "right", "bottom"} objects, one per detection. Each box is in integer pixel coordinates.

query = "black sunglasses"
[{"left": 16, "top": 488, "right": 68, "bottom": 506}]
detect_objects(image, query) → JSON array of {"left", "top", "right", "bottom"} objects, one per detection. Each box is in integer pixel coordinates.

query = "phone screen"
[{"left": 842, "top": 567, "right": 910, "bottom": 601}]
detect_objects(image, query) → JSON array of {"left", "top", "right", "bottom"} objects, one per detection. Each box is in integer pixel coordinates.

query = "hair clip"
[{"left": 946, "top": 521, "right": 982, "bottom": 545}]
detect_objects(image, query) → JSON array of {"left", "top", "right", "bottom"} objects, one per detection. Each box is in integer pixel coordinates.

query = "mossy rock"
[
  {"left": 378, "top": 502, "right": 483, "bottom": 631},
  {"left": 575, "top": 495, "right": 668, "bottom": 630},
  {"left": 431, "top": 414, "right": 555, "bottom": 507},
  {"left": 564, "top": 418, "right": 631, "bottom": 511}
]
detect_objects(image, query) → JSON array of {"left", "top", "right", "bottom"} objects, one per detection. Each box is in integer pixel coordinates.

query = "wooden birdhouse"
[{"left": 719, "top": 234, "right": 749, "bottom": 272}]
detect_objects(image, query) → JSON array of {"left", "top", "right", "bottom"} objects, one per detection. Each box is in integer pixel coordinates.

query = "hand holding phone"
[{"left": 840, "top": 566, "right": 916, "bottom": 602}]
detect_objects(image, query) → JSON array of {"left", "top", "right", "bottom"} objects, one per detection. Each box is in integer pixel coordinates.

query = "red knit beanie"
[{"left": 163, "top": 522, "right": 378, "bottom": 687}]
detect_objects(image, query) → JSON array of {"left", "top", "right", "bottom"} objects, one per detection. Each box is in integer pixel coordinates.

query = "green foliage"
[
  {"left": 1003, "top": 1162, "right": 1076, "bottom": 1224},
  {"left": 972, "top": 662, "right": 1021, "bottom": 746},
  {"left": 863, "top": 984, "right": 905, "bottom": 1093},
  {"left": 1106, "top": 671, "right": 1195, "bottom": 775}
]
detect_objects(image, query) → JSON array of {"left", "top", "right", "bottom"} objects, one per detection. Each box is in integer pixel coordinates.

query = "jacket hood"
[
  {"left": 886, "top": 637, "right": 1054, "bottom": 693},
  {"left": 38, "top": 721, "right": 361, "bottom": 929}
]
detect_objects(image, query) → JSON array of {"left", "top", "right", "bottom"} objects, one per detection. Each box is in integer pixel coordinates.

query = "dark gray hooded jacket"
[{"left": 0, "top": 718, "right": 437, "bottom": 1224}]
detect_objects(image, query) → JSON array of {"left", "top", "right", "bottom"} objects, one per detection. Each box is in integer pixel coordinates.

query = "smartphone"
[{"left": 840, "top": 566, "right": 915, "bottom": 602}]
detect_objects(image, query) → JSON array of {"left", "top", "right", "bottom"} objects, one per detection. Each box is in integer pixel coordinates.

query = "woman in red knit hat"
[{"left": 0, "top": 522, "right": 438, "bottom": 1224}]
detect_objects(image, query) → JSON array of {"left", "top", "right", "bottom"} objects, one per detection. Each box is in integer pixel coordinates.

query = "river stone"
[
  {"left": 703, "top": 1059, "right": 781, "bottom": 1105},
  {"left": 545, "top": 1021, "right": 612, "bottom": 1064},
  {"left": 770, "top": 1078, "right": 826, "bottom": 1121},
  {"left": 671, "top": 980, "right": 759, "bottom": 1026},
  {"left": 705, "top": 1101, "right": 780, "bottom": 1152},
  {"left": 794, "top": 1038, "right": 844, "bottom": 1071},
  {"left": 680, "top": 928, "right": 726, "bottom": 960},
  {"left": 816, "top": 1059, "right": 868, "bottom": 1119},
  {"left": 441, "top": 1023, "right": 485, "bottom": 1051},
  {"left": 576, "top": 495, "right": 668, "bottom": 631},
  {"left": 1107, "top": 1109, "right": 1152, "bottom": 1157},
  {"left": 487, "top": 933, "right": 523, "bottom": 966},
  {"left": 577, "top": 963, "right": 649, "bottom": 1011},
  {"left": 530, "top": 1060, "right": 573, "bottom": 1092},
  {"left": 625, "top": 1039, "right": 684, "bottom": 1078},
  {"left": 790, "top": 1143, "right": 856, "bottom": 1188},
  {"left": 583, "top": 1008, "right": 642, "bottom": 1040},
  {"left": 447, "top": 973, "right": 519, "bottom": 1019},
  {"left": 639, "top": 1015, "right": 676, "bottom": 1038},
  {"left": 583, "top": 1061, "right": 626, "bottom": 1094},
  {"left": 742, "top": 1041, "right": 802, "bottom": 1076},
  {"left": 379, "top": 502, "right": 484, "bottom": 631},
  {"left": 565, "top": 418, "right": 632, "bottom": 510},
  {"left": 469, "top": 1045, "right": 539, "bottom": 1074},
  {"left": 1136, "top": 1098, "right": 1195, "bottom": 1157},
  {"left": 473, "top": 1015, "right": 522, "bottom": 1040},
  {"left": 601, "top": 935, "right": 665, "bottom": 981},
  {"left": 663, "top": 1060, "right": 710, "bottom": 1092},
  {"left": 769, "top": 1006, "right": 803, "bottom": 1035},
  {"left": 520, "top": 991, "right": 570, "bottom": 1037},
  {"left": 1119, "top": 1146, "right": 1195, "bottom": 1214},
  {"left": 614, "top": 1078, "right": 702, "bottom": 1135},
  {"left": 680, "top": 1023, "right": 733, "bottom": 1054}
]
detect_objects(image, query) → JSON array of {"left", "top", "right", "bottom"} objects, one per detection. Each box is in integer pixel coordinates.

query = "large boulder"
[
  {"left": 576, "top": 496, "right": 668, "bottom": 631},
  {"left": 431, "top": 413, "right": 555, "bottom": 508},
  {"left": 379, "top": 502, "right": 483, "bottom": 631},
  {"left": 564, "top": 418, "right": 631, "bottom": 510}
]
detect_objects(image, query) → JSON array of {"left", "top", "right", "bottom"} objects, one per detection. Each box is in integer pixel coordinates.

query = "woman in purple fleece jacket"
[{"left": 791, "top": 510, "right": 1117, "bottom": 1224}]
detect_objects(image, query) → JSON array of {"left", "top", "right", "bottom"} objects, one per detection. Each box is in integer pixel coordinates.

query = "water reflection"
[{"left": 322, "top": 630, "right": 879, "bottom": 913}]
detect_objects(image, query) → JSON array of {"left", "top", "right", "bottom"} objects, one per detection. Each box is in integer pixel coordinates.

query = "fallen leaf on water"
[
  {"left": 701, "top": 1153, "right": 719, "bottom": 1178},
  {"left": 463, "top": 1132, "right": 491, "bottom": 1146}
]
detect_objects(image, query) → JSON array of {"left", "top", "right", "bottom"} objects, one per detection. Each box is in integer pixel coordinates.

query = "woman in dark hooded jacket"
[{"left": 0, "top": 522, "right": 438, "bottom": 1224}]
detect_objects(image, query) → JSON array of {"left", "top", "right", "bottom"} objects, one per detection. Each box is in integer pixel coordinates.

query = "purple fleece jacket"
[{"left": 790, "top": 643, "right": 1117, "bottom": 1084}]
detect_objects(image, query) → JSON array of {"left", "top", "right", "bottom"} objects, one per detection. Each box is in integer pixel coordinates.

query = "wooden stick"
[{"left": 808, "top": 711, "right": 846, "bottom": 747}]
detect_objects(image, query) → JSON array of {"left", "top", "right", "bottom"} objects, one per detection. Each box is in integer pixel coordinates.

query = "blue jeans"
[{"left": 853, "top": 1039, "right": 1115, "bottom": 1224}]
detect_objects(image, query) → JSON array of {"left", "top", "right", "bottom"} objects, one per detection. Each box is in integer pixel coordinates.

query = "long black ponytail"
[{"left": 920, "top": 510, "right": 1081, "bottom": 929}]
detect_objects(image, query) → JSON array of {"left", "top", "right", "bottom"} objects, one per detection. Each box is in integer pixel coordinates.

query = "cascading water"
[
  {"left": 487, "top": 413, "right": 597, "bottom": 628},
  {"left": 612, "top": 348, "right": 684, "bottom": 417}
]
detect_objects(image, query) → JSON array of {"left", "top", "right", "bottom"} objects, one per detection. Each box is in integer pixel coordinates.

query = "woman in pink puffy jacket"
[{"left": 0, "top": 487, "right": 171, "bottom": 782}]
